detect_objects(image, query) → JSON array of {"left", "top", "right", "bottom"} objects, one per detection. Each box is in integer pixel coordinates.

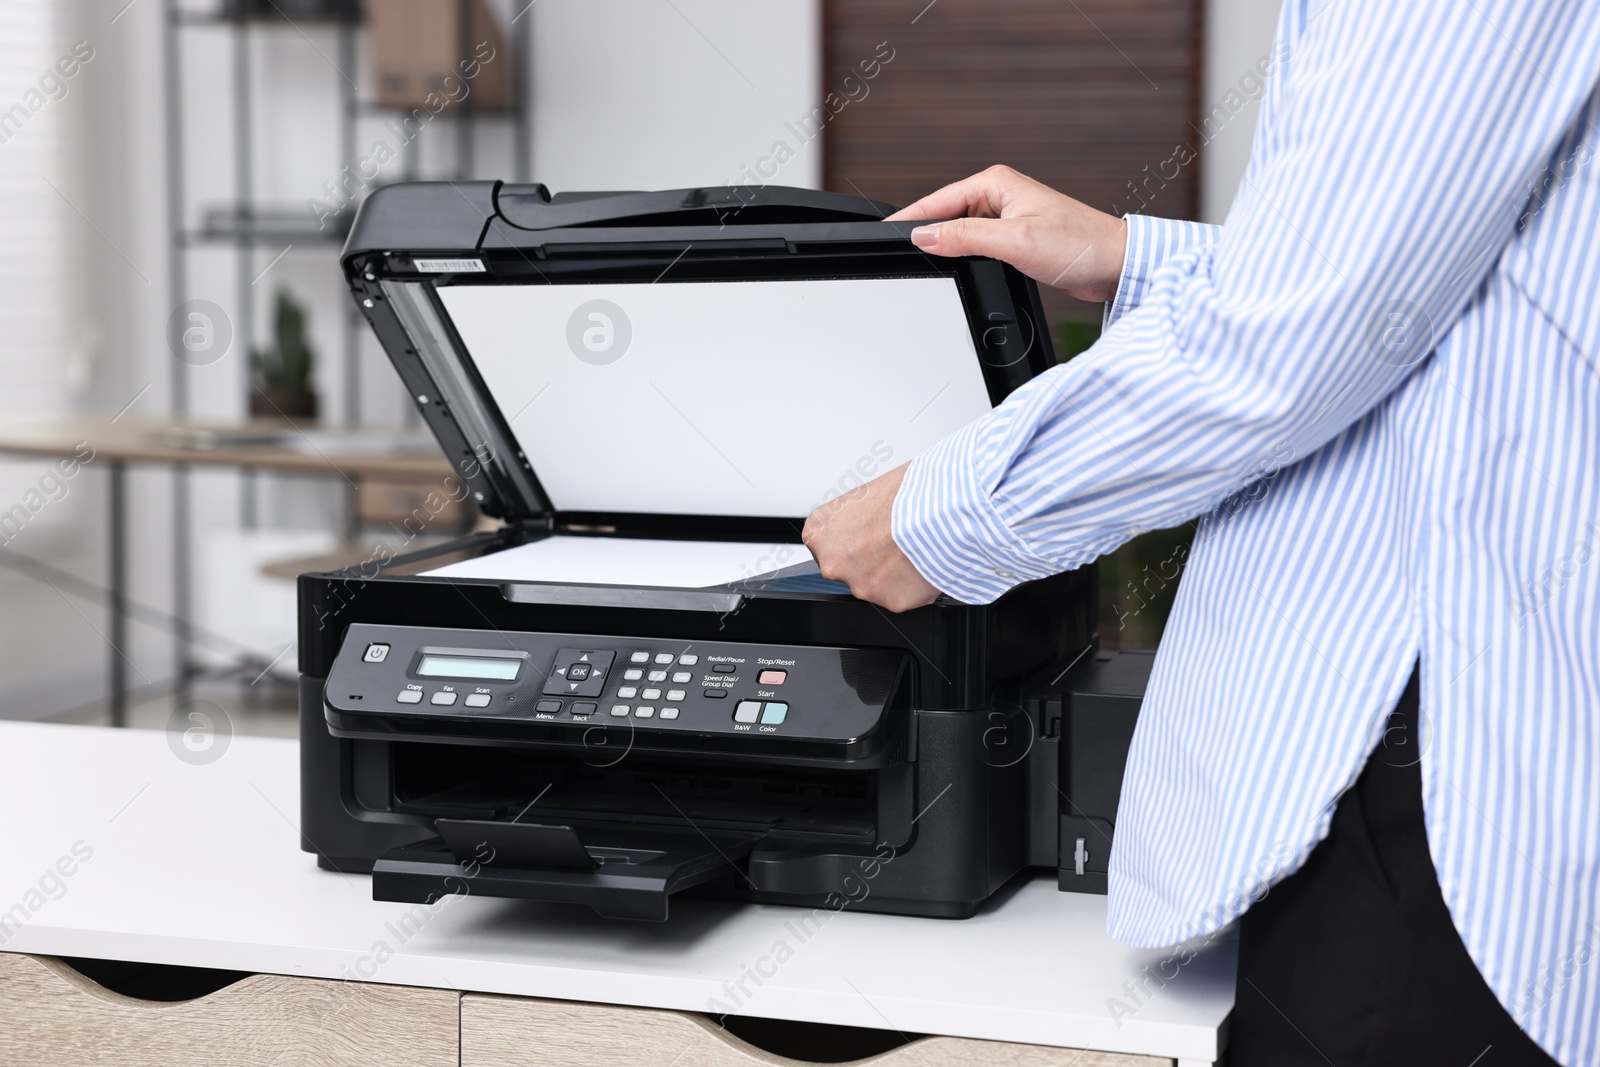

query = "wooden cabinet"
[
  {"left": 460, "top": 993, "right": 1174, "bottom": 1067},
  {"left": 0, "top": 953, "right": 457, "bottom": 1067},
  {"left": 0, "top": 954, "right": 1175, "bottom": 1067}
]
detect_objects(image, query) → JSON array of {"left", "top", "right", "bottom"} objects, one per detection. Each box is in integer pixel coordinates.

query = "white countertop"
[{"left": 0, "top": 721, "right": 1233, "bottom": 1063}]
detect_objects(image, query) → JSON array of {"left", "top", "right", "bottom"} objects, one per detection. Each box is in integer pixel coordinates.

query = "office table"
[
  {"left": 0, "top": 721, "right": 1234, "bottom": 1065},
  {"left": 0, "top": 414, "right": 455, "bottom": 725}
]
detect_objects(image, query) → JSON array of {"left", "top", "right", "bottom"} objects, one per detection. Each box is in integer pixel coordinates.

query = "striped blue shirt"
[{"left": 892, "top": 1, "right": 1600, "bottom": 1060}]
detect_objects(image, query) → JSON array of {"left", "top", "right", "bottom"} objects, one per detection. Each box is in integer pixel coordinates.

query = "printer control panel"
[{"left": 324, "top": 623, "right": 908, "bottom": 750}]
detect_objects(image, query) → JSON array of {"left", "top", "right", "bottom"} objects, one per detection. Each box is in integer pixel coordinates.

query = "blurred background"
[{"left": 0, "top": 0, "right": 1281, "bottom": 736}]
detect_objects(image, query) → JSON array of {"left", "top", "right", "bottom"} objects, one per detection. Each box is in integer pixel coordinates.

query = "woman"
[{"left": 803, "top": 2, "right": 1600, "bottom": 1063}]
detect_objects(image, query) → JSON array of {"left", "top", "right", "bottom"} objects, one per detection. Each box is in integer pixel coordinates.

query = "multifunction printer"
[{"left": 299, "top": 182, "right": 1148, "bottom": 920}]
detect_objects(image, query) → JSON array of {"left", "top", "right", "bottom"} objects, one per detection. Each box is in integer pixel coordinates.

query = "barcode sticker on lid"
[{"left": 413, "top": 258, "right": 486, "bottom": 273}]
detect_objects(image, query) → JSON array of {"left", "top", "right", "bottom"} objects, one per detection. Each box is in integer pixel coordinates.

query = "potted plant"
[{"left": 250, "top": 289, "right": 319, "bottom": 421}]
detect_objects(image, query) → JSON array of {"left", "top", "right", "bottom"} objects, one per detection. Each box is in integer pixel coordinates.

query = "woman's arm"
[{"left": 806, "top": 0, "right": 1600, "bottom": 608}]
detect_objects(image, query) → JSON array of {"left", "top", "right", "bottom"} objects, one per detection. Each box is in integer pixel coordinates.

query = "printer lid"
[{"left": 342, "top": 181, "right": 1055, "bottom": 536}]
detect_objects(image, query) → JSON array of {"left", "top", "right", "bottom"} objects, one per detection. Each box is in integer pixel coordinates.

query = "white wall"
[
  {"left": 531, "top": 0, "right": 821, "bottom": 193},
  {"left": 0, "top": 2, "right": 128, "bottom": 720},
  {"left": 3, "top": 0, "right": 822, "bottom": 720},
  {"left": 1199, "top": 0, "right": 1285, "bottom": 223}
]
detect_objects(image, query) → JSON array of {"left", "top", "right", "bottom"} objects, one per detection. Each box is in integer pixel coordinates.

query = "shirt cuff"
[
  {"left": 1104, "top": 215, "right": 1221, "bottom": 332},
  {"left": 891, "top": 419, "right": 1061, "bottom": 605}
]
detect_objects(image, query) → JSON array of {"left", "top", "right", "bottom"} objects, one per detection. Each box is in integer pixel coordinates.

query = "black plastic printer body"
[{"left": 299, "top": 181, "right": 1147, "bottom": 920}]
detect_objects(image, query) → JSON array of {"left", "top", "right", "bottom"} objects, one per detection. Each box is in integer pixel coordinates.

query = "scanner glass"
[
  {"left": 422, "top": 534, "right": 812, "bottom": 589},
  {"left": 434, "top": 276, "right": 993, "bottom": 519}
]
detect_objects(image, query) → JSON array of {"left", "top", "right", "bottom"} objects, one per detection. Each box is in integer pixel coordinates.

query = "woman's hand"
[
  {"left": 802, "top": 463, "right": 939, "bottom": 613},
  {"left": 886, "top": 165, "right": 1128, "bottom": 303}
]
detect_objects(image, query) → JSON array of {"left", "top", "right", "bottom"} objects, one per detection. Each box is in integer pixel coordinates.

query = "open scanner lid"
[{"left": 341, "top": 182, "right": 1055, "bottom": 537}]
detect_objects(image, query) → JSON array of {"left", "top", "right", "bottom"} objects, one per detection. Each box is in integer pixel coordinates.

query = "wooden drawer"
[
  {"left": 0, "top": 953, "right": 458, "bottom": 1067},
  {"left": 461, "top": 994, "right": 1175, "bottom": 1067}
]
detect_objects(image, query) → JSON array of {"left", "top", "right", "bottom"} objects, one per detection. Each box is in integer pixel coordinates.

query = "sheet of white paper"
[
  {"left": 436, "top": 277, "right": 994, "bottom": 518},
  {"left": 421, "top": 535, "right": 814, "bottom": 589}
]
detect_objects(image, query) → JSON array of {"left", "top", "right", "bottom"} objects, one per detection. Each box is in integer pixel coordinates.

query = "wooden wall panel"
[{"left": 823, "top": 0, "right": 1203, "bottom": 326}]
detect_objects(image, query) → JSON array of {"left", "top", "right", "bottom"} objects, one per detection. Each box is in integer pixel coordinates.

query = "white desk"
[{"left": 0, "top": 721, "right": 1233, "bottom": 1065}]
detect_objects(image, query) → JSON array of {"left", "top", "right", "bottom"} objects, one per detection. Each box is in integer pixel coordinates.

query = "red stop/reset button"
[{"left": 758, "top": 669, "right": 787, "bottom": 685}]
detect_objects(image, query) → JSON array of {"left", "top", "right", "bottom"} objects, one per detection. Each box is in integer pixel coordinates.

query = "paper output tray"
[{"left": 371, "top": 819, "right": 760, "bottom": 921}]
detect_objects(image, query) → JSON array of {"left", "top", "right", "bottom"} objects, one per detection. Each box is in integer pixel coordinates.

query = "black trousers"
[{"left": 1231, "top": 668, "right": 1560, "bottom": 1067}]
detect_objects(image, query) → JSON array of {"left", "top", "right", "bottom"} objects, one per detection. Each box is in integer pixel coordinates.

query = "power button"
[{"left": 363, "top": 643, "right": 390, "bottom": 663}]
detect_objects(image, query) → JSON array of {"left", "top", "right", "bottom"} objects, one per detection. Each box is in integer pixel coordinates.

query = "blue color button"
[{"left": 760, "top": 701, "right": 788, "bottom": 725}]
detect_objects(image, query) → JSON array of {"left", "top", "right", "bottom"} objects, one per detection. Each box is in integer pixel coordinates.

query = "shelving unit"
[{"left": 157, "top": 0, "right": 532, "bottom": 701}]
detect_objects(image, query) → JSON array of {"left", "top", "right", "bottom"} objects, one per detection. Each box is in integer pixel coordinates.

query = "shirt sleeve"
[
  {"left": 893, "top": 0, "right": 1600, "bottom": 604},
  {"left": 1103, "top": 216, "right": 1222, "bottom": 332}
]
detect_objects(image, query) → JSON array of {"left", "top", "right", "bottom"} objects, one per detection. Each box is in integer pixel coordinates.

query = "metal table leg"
[
  {"left": 109, "top": 459, "right": 127, "bottom": 728},
  {"left": 174, "top": 462, "right": 192, "bottom": 703}
]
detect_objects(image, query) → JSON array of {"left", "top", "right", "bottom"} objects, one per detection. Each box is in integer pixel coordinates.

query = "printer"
[{"left": 299, "top": 181, "right": 1149, "bottom": 920}]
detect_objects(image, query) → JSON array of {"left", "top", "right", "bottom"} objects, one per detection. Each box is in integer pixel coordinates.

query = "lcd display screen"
[
  {"left": 434, "top": 277, "right": 995, "bottom": 518},
  {"left": 415, "top": 654, "right": 522, "bottom": 681}
]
